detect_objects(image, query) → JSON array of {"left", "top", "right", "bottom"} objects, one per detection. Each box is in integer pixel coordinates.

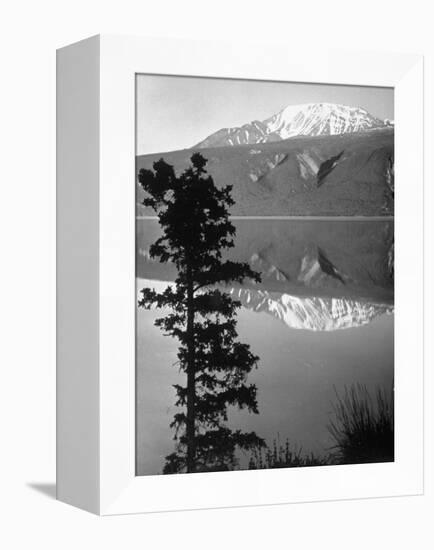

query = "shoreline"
[{"left": 137, "top": 215, "right": 394, "bottom": 221}]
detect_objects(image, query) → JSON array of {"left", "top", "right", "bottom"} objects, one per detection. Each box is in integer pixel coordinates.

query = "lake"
[{"left": 136, "top": 218, "right": 394, "bottom": 475}]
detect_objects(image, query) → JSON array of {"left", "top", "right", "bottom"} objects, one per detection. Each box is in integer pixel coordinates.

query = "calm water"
[{"left": 136, "top": 219, "right": 394, "bottom": 475}]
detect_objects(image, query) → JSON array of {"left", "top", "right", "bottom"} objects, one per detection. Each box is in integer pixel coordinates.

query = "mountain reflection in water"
[{"left": 136, "top": 219, "right": 394, "bottom": 475}]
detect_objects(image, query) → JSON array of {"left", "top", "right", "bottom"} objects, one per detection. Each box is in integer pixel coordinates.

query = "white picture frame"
[{"left": 56, "top": 34, "right": 424, "bottom": 515}]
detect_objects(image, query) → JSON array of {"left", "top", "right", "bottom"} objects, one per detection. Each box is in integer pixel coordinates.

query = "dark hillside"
[{"left": 136, "top": 129, "right": 394, "bottom": 216}]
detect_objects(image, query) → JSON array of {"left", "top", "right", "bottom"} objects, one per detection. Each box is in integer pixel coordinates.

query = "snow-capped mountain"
[
  {"left": 228, "top": 287, "right": 393, "bottom": 331},
  {"left": 195, "top": 103, "right": 393, "bottom": 148},
  {"left": 138, "top": 277, "right": 393, "bottom": 332}
]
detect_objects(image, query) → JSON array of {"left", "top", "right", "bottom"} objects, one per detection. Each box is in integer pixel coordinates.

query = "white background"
[{"left": 0, "top": 0, "right": 432, "bottom": 548}]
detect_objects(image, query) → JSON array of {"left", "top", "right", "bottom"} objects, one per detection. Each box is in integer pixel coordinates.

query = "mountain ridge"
[
  {"left": 228, "top": 287, "right": 393, "bottom": 331},
  {"left": 137, "top": 277, "right": 393, "bottom": 332},
  {"left": 195, "top": 103, "right": 393, "bottom": 149}
]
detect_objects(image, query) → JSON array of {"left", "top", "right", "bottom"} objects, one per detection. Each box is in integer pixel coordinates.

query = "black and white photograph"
[
  {"left": 135, "top": 75, "right": 394, "bottom": 476},
  {"left": 4, "top": 0, "right": 430, "bottom": 542}
]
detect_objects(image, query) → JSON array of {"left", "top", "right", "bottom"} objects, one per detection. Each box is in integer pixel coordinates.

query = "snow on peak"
[
  {"left": 228, "top": 287, "right": 393, "bottom": 331},
  {"left": 195, "top": 102, "right": 392, "bottom": 148},
  {"left": 266, "top": 103, "right": 382, "bottom": 138}
]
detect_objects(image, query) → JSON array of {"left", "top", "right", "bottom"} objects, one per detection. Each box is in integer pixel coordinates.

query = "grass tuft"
[
  {"left": 248, "top": 438, "right": 329, "bottom": 470},
  {"left": 327, "top": 383, "right": 394, "bottom": 464}
]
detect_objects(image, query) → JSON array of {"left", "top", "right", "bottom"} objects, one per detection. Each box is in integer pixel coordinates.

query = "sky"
[{"left": 136, "top": 74, "right": 394, "bottom": 155}]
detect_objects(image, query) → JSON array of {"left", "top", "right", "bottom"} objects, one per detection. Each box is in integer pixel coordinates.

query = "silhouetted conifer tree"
[{"left": 138, "top": 153, "right": 264, "bottom": 473}]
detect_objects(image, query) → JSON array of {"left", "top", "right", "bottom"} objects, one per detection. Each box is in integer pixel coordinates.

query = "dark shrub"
[{"left": 327, "top": 384, "right": 394, "bottom": 464}]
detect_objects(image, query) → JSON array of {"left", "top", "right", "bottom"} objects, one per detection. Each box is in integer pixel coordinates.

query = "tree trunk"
[{"left": 185, "top": 266, "right": 196, "bottom": 473}]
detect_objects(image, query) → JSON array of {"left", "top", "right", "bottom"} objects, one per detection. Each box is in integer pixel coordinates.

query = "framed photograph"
[{"left": 56, "top": 35, "right": 424, "bottom": 515}]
